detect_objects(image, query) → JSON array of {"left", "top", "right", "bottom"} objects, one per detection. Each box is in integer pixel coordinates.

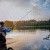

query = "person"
[{"left": 0, "top": 22, "right": 10, "bottom": 50}]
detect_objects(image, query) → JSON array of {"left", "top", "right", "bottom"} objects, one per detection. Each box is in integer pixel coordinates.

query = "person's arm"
[{"left": 3, "top": 27, "right": 10, "bottom": 32}]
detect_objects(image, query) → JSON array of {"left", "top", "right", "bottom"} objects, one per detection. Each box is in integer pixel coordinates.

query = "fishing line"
[{"left": 19, "top": 10, "right": 32, "bottom": 20}]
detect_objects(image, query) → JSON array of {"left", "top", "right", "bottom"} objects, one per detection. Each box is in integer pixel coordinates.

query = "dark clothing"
[
  {"left": 0, "top": 46, "right": 7, "bottom": 50},
  {"left": 0, "top": 22, "right": 9, "bottom": 50},
  {"left": 0, "top": 27, "right": 6, "bottom": 48}
]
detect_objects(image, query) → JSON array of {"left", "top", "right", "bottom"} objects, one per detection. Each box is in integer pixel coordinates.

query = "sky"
[{"left": 0, "top": 0, "right": 50, "bottom": 21}]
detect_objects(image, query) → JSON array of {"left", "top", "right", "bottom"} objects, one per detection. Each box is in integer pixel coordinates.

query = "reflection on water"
[{"left": 6, "top": 29, "right": 50, "bottom": 50}]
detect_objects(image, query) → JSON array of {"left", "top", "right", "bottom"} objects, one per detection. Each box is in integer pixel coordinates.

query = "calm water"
[{"left": 6, "top": 29, "right": 50, "bottom": 50}]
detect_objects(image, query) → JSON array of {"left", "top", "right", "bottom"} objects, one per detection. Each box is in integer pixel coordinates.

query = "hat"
[{"left": 0, "top": 22, "right": 4, "bottom": 27}]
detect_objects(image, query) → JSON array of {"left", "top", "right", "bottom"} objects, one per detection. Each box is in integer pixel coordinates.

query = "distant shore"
[{"left": 16, "top": 26, "right": 50, "bottom": 30}]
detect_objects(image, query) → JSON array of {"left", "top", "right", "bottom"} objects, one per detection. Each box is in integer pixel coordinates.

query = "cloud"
[
  {"left": 4, "top": 0, "right": 31, "bottom": 7},
  {"left": 0, "top": 0, "right": 40, "bottom": 8},
  {"left": 0, "top": 0, "right": 50, "bottom": 21},
  {"left": 0, "top": 0, "right": 50, "bottom": 8},
  {"left": 43, "top": 0, "right": 50, "bottom": 8}
]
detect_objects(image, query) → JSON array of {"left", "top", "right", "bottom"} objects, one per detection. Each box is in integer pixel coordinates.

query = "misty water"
[{"left": 6, "top": 29, "right": 50, "bottom": 50}]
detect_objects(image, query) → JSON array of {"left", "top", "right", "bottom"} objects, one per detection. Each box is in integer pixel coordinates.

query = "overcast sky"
[{"left": 0, "top": 0, "right": 50, "bottom": 21}]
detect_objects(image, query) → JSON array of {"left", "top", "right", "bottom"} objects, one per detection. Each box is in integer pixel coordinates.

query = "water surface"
[{"left": 6, "top": 29, "right": 50, "bottom": 50}]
